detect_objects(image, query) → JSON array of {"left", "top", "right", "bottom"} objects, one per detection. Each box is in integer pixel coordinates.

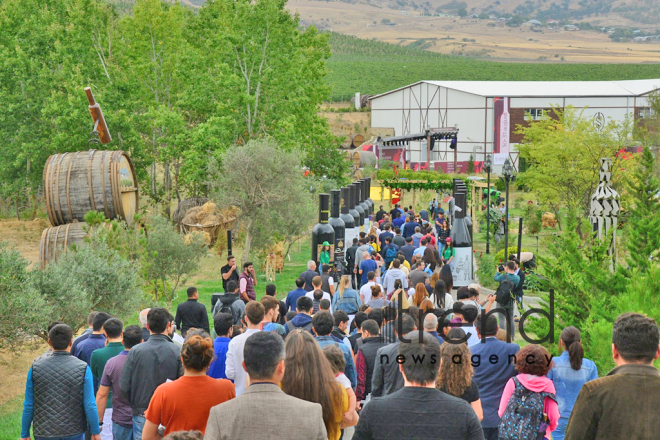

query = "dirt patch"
[
  {"left": 0, "top": 345, "right": 47, "bottom": 407},
  {"left": 0, "top": 218, "right": 49, "bottom": 268}
]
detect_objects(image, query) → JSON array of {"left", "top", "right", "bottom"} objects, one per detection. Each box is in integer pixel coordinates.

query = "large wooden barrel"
[
  {"left": 43, "top": 150, "right": 138, "bottom": 226},
  {"left": 351, "top": 134, "right": 365, "bottom": 149},
  {"left": 357, "top": 151, "right": 377, "bottom": 167},
  {"left": 39, "top": 222, "right": 88, "bottom": 269}
]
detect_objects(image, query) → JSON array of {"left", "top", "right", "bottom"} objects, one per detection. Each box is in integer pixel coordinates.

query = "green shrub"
[
  {"left": 494, "top": 246, "right": 530, "bottom": 263},
  {"left": 32, "top": 235, "right": 144, "bottom": 331},
  {"left": 475, "top": 253, "right": 498, "bottom": 290},
  {"left": 145, "top": 215, "right": 207, "bottom": 307},
  {"left": 0, "top": 243, "right": 51, "bottom": 350}
]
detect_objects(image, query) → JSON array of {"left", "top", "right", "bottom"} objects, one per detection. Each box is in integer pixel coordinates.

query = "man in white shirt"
[
  {"left": 225, "top": 301, "right": 264, "bottom": 396},
  {"left": 360, "top": 271, "right": 382, "bottom": 304},
  {"left": 306, "top": 276, "right": 332, "bottom": 303}
]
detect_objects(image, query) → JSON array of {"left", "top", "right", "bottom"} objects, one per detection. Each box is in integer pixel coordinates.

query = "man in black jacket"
[
  {"left": 353, "top": 331, "right": 484, "bottom": 440},
  {"left": 355, "top": 320, "right": 388, "bottom": 404},
  {"left": 345, "top": 238, "right": 360, "bottom": 288},
  {"left": 371, "top": 315, "right": 416, "bottom": 398},
  {"left": 120, "top": 308, "right": 183, "bottom": 438},
  {"left": 174, "top": 287, "right": 210, "bottom": 335},
  {"left": 509, "top": 256, "right": 526, "bottom": 313}
]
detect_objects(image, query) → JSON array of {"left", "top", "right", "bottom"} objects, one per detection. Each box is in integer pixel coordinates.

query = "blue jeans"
[
  {"left": 482, "top": 427, "right": 498, "bottom": 440},
  {"left": 114, "top": 423, "right": 134, "bottom": 440},
  {"left": 132, "top": 415, "right": 146, "bottom": 440},
  {"left": 552, "top": 416, "right": 569, "bottom": 440},
  {"left": 35, "top": 435, "right": 84, "bottom": 440}
]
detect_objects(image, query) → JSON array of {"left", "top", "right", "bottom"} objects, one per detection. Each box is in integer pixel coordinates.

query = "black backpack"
[
  {"left": 217, "top": 294, "right": 241, "bottom": 324},
  {"left": 495, "top": 279, "right": 516, "bottom": 306}
]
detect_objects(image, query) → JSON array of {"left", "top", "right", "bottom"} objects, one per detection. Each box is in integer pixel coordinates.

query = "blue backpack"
[
  {"left": 384, "top": 245, "right": 398, "bottom": 265},
  {"left": 498, "top": 377, "right": 556, "bottom": 440}
]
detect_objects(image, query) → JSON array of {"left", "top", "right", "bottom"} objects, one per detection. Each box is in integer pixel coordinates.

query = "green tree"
[
  {"left": 516, "top": 107, "right": 632, "bottom": 235},
  {"left": 458, "top": 7, "right": 468, "bottom": 17},
  {"left": 191, "top": 0, "right": 346, "bottom": 181},
  {"left": 467, "top": 154, "right": 475, "bottom": 174},
  {"left": 145, "top": 215, "right": 206, "bottom": 307},
  {"left": 624, "top": 145, "right": 660, "bottom": 272},
  {"left": 209, "top": 138, "right": 317, "bottom": 261},
  {"left": 0, "top": 0, "right": 115, "bottom": 216}
]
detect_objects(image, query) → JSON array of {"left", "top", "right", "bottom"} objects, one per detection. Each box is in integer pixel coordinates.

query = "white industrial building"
[{"left": 368, "top": 79, "right": 660, "bottom": 173}]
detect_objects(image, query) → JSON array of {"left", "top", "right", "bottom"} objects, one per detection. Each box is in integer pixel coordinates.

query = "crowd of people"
[
  {"left": 20, "top": 283, "right": 660, "bottom": 440},
  {"left": 19, "top": 199, "right": 660, "bottom": 440}
]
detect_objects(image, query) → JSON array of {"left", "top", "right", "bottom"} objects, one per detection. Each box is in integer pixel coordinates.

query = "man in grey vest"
[{"left": 21, "top": 323, "right": 101, "bottom": 440}]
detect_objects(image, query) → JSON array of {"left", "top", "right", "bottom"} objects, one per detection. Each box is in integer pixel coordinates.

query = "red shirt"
[
  {"left": 146, "top": 375, "right": 235, "bottom": 435},
  {"left": 422, "top": 234, "right": 436, "bottom": 246}
]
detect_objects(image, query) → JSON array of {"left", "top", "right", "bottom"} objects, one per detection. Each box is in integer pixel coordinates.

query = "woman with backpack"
[
  {"left": 331, "top": 275, "right": 361, "bottom": 318},
  {"left": 547, "top": 326, "right": 598, "bottom": 440},
  {"left": 498, "top": 344, "right": 559, "bottom": 440}
]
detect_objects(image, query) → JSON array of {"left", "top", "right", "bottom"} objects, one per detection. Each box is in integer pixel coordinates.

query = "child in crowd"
[{"left": 323, "top": 345, "right": 358, "bottom": 425}]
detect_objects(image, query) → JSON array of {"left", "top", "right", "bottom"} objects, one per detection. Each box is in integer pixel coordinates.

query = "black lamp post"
[
  {"left": 501, "top": 158, "right": 516, "bottom": 262},
  {"left": 484, "top": 154, "right": 493, "bottom": 254}
]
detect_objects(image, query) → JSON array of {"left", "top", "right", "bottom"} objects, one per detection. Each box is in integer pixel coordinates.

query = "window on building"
[
  {"left": 638, "top": 107, "right": 655, "bottom": 119},
  {"left": 524, "top": 109, "right": 547, "bottom": 121}
]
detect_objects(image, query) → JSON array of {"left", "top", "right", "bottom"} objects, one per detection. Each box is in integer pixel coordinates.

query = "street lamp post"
[
  {"left": 501, "top": 158, "right": 517, "bottom": 262},
  {"left": 484, "top": 154, "right": 493, "bottom": 254}
]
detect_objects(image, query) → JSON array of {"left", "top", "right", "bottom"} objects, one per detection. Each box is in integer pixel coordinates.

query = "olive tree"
[
  {"left": 209, "top": 138, "right": 317, "bottom": 261},
  {"left": 0, "top": 243, "right": 51, "bottom": 350}
]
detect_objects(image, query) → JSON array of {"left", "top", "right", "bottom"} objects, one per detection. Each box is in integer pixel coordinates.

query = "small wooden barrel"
[
  {"left": 43, "top": 150, "right": 138, "bottom": 226},
  {"left": 39, "top": 222, "right": 88, "bottom": 269},
  {"left": 340, "top": 134, "right": 352, "bottom": 149}
]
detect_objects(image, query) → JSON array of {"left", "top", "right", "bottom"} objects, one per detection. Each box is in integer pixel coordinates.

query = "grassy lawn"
[
  {"left": 0, "top": 397, "right": 23, "bottom": 440},
  {"left": 169, "top": 238, "right": 312, "bottom": 326}
]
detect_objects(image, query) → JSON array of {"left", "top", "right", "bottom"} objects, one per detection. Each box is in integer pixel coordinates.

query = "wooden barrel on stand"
[
  {"left": 43, "top": 150, "right": 138, "bottom": 226},
  {"left": 39, "top": 222, "right": 88, "bottom": 269}
]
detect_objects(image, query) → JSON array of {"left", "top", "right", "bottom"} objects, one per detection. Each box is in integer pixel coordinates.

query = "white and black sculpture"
[{"left": 589, "top": 158, "right": 620, "bottom": 259}]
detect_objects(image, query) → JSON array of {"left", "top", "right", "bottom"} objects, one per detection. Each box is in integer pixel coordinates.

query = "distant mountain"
[{"left": 104, "top": 0, "right": 660, "bottom": 25}]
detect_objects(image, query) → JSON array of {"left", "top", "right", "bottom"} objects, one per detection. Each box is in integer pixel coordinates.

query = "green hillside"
[{"left": 326, "top": 33, "right": 660, "bottom": 100}]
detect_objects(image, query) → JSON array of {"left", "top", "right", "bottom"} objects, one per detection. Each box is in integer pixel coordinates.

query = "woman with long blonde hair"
[
  {"left": 411, "top": 282, "right": 428, "bottom": 307},
  {"left": 282, "top": 330, "right": 356, "bottom": 440},
  {"left": 436, "top": 342, "right": 483, "bottom": 421},
  {"left": 332, "top": 275, "right": 361, "bottom": 316}
]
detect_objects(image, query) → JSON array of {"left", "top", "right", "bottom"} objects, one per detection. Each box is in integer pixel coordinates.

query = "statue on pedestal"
[{"left": 589, "top": 158, "right": 620, "bottom": 261}]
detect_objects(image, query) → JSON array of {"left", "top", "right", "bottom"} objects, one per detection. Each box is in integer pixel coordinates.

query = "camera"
[{"left": 498, "top": 265, "right": 504, "bottom": 272}]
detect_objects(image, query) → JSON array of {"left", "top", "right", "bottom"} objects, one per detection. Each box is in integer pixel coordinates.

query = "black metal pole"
[
  {"left": 504, "top": 178, "right": 510, "bottom": 262},
  {"left": 227, "top": 229, "right": 233, "bottom": 257},
  {"left": 486, "top": 169, "right": 491, "bottom": 254},
  {"left": 517, "top": 217, "right": 523, "bottom": 261}
]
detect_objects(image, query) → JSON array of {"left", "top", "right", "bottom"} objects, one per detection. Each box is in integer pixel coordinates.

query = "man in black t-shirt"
[
  {"left": 221, "top": 255, "right": 239, "bottom": 291},
  {"left": 214, "top": 255, "right": 240, "bottom": 310}
]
